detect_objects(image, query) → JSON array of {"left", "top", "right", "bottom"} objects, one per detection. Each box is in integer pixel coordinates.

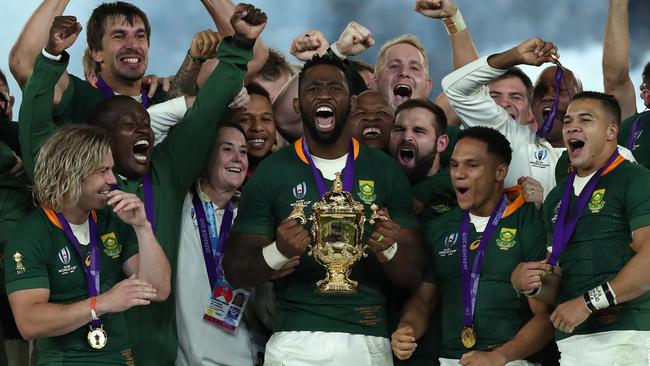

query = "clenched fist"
[{"left": 46, "top": 16, "right": 82, "bottom": 56}]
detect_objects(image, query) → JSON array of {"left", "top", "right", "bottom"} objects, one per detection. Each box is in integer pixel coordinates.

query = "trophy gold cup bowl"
[{"left": 289, "top": 173, "right": 385, "bottom": 294}]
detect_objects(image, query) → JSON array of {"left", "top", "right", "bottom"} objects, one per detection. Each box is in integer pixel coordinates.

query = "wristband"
[
  {"left": 262, "top": 241, "right": 291, "bottom": 270},
  {"left": 379, "top": 242, "right": 398, "bottom": 262},
  {"left": 329, "top": 43, "right": 347, "bottom": 60},
  {"left": 42, "top": 47, "right": 63, "bottom": 62},
  {"left": 442, "top": 9, "right": 467, "bottom": 35},
  {"left": 583, "top": 282, "right": 617, "bottom": 313},
  {"left": 521, "top": 286, "right": 540, "bottom": 297},
  {"left": 186, "top": 49, "right": 206, "bottom": 65},
  {"left": 90, "top": 296, "right": 99, "bottom": 320},
  {"left": 603, "top": 281, "right": 618, "bottom": 305}
]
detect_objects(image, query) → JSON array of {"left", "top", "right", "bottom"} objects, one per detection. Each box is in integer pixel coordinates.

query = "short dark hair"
[
  {"left": 298, "top": 54, "right": 354, "bottom": 93},
  {"left": 256, "top": 49, "right": 294, "bottom": 81},
  {"left": 348, "top": 59, "right": 374, "bottom": 74},
  {"left": 395, "top": 98, "right": 447, "bottom": 136},
  {"left": 87, "top": 1, "right": 151, "bottom": 52},
  {"left": 457, "top": 126, "right": 512, "bottom": 165},
  {"left": 643, "top": 62, "right": 650, "bottom": 84},
  {"left": 245, "top": 82, "right": 271, "bottom": 101},
  {"left": 88, "top": 95, "right": 143, "bottom": 128},
  {"left": 0, "top": 69, "right": 8, "bottom": 88},
  {"left": 492, "top": 67, "right": 533, "bottom": 102},
  {"left": 571, "top": 91, "right": 622, "bottom": 125}
]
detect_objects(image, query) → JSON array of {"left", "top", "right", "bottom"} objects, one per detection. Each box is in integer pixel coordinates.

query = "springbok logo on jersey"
[
  {"left": 588, "top": 189, "right": 606, "bottom": 213},
  {"left": 58, "top": 247, "right": 71, "bottom": 265},
  {"left": 293, "top": 182, "right": 307, "bottom": 200},
  {"left": 101, "top": 232, "right": 121, "bottom": 259},
  {"left": 358, "top": 180, "right": 377, "bottom": 204},
  {"left": 496, "top": 228, "right": 517, "bottom": 250}
]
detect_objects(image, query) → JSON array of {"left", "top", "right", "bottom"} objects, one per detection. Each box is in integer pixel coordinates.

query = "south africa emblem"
[
  {"left": 101, "top": 232, "right": 122, "bottom": 259},
  {"left": 358, "top": 180, "right": 377, "bottom": 204},
  {"left": 496, "top": 228, "right": 517, "bottom": 250},
  {"left": 588, "top": 189, "right": 606, "bottom": 214}
]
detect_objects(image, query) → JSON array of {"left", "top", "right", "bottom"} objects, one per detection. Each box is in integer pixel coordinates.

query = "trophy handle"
[
  {"left": 369, "top": 203, "right": 388, "bottom": 225},
  {"left": 288, "top": 202, "right": 307, "bottom": 225}
]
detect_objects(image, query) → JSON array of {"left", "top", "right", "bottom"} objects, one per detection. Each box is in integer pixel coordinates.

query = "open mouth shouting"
[
  {"left": 393, "top": 84, "right": 413, "bottom": 105},
  {"left": 132, "top": 137, "right": 151, "bottom": 164},
  {"left": 314, "top": 104, "right": 336, "bottom": 132},
  {"left": 397, "top": 142, "right": 417, "bottom": 168},
  {"left": 567, "top": 138, "right": 585, "bottom": 158}
]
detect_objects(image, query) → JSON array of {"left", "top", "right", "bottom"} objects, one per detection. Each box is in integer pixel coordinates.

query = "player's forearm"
[
  {"left": 609, "top": 243, "right": 650, "bottom": 304},
  {"left": 603, "top": 0, "right": 636, "bottom": 119},
  {"left": 133, "top": 224, "right": 171, "bottom": 301},
  {"left": 398, "top": 285, "right": 436, "bottom": 340},
  {"left": 11, "top": 295, "right": 93, "bottom": 340},
  {"left": 223, "top": 233, "right": 276, "bottom": 288},
  {"left": 167, "top": 56, "right": 202, "bottom": 98},
  {"left": 381, "top": 229, "right": 424, "bottom": 289},
  {"left": 9, "top": 0, "right": 69, "bottom": 89},
  {"left": 493, "top": 302, "right": 553, "bottom": 363},
  {"left": 449, "top": 30, "right": 479, "bottom": 70}
]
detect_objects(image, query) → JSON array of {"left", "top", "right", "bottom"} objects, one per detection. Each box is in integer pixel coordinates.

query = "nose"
[
  {"left": 451, "top": 165, "right": 466, "bottom": 180},
  {"left": 401, "top": 129, "right": 415, "bottom": 142},
  {"left": 250, "top": 118, "right": 264, "bottom": 132},
  {"left": 106, "top": 170, "right": 118, "bottom": 185}
]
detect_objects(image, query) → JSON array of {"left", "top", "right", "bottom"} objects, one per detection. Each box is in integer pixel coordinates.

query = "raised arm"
[
  {"left": 603, "top": 0, "right": 637, "bottom": 120},
  {"left": 166, "top": 30, "right": 221, "bottom": 98}
]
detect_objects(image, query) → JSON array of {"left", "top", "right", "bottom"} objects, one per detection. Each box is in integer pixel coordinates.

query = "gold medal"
[
  {"left": 87, "top": 326, "right": 108, "bottom": 349},
  {"left": 461, "top": 326, "right": 476, "bottom": 348}
]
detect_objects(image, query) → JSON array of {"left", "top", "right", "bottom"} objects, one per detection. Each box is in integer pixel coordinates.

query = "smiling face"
[
  {"left": 233, "top": 94, "right": 276, "bottom": 159},
  {"left": 390, "top": 106, "right": 447, "bottom": 181},
  {"left": 78, "top": 151, "right": 117, "bottom": 211},
  {"left": 450, "top": 138, "right": 508, "bottom": 216},
  {"left": 105, "top": 98, "right": 154, "bottom": 179},
  {"left": 532, "top": 67, "right": 581, "bottom": 145},
  {"left": 295, "top": 64, "right": 352, "bottom": 145},
  {"left": 489, "top": 76, "right": 533, "bottom": 124},
  {"left": 91, "top": 15, "right": 149, "bottom": 82},
  {"left": 348, "top": 91, "right": 394, "bottom": 150},
  {"left": 206, "top": 127, "right": 248, "bottom": 192},
  {"left": 563, "top": 98, "right": 618, "bottom": 176},
  {"left": 376, "top": 43, "right": 432, "bottom": 109}
]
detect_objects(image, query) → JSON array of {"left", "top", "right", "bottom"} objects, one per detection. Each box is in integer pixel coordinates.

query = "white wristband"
[
  {"left": 91, "top": 308, "right": 99, "bottom": 321},
  {"left": 379, "top": 242, "right": 398, "bottom": 262},
  {"left": 588, "top": 285, "right": 610, "bottom": 310},
  {"left": 329, "top": 42, "right": 347, "bottom": 60},
  {"left": 442, "top": 9, "right": 467, "bottom": 35},
  {"left": 41, "top": 47, "right": 63, "bottom": 61},
  {"left": 262, "top": 241, "right": 291, "bottom": 270}
]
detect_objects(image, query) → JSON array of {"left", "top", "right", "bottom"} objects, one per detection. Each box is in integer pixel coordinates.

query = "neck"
[
  {"left": 469, "top": 185, "right": 504, "bottom": 217},
  {"left": 547, "top": 134, "right": 564, "bottom": 148},
  {"left": 99, "top": 72, "right": 142, "bottom": 97},
  {"left": 576, "top": 145, "right": 616, "bottom": 177},
  {"left": 304, "top": 133, "right": 350, "bottom": 159},
  {"left": 60, "top": 205, "right": 90, "bottom": 225},
  {"left": 426, "top": 154, "right": 441, "bottom": 177},
  {"left": 200, "top": 177, "right": 235, "bottom": 209}
]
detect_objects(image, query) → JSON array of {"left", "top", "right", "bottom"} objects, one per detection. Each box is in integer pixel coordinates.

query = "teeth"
[
  {"left": 135, "top": 139, "right": 149, "bottom": 147},
  {"left": 134, "top": 153, "right": 147, "bottom": 162},
  {"left": 317, "top": 121, "right": 333, "bottom": 129},
  {"left": 123, "top": 58, "right": 139, "bottom": 64},
  {"left": 362, "top": 127, "right": 381, "bottom": 137},
  {"left": 316, "top": 106, "right": 333, "bottom": 113},
  {"left": 99, "top": 189, "right": 109, "bottom": 195},
  {"left": 543, "top": 106, "right": 552, "bottom": 112},
  {"left": 248, "top": 138, "right": 265, "bottom": 146},
  {"left": 226, "top": 167, "right": 242, "bottom": 173}
]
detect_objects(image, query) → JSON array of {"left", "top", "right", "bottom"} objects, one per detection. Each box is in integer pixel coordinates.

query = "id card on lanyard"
[{"left": 192, "top": 188, "right": 249, "bottom": 333}]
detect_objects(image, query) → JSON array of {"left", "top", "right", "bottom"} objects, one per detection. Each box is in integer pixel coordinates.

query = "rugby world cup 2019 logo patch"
[
  {"left": 588, "top": 189, "right": 606, "bottom": 214},
  {"left": 438, "top": 233, "right": 458, "bottom": 257},
  {"left": 358, "top": 180, "right": 377, "bottom": 204},
  {"left": 496, "top": 228, "right": 517, "bottom": 250},
  {"left": 101, "top": 232, "right": 122, "bottom": 259},
  {"left": 58, "top": 247, "right": 71, "bottom": 264},
  {"left": 57, "top": 247, "right": 78, "bottom": 276},
  {"left": 293, "top": 182, "right": 307, "bottom": 200},
  {"left": 531, "top": 148, "right": 551, "bottom": 169}
]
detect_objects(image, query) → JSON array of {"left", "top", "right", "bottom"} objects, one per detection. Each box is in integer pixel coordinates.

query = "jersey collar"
[{"left": 294, "top": 137, "right": 360, "bottom": 165}]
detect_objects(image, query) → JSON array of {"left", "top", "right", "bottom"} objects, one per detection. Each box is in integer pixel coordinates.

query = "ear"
[
  {"left": 349, "top": 94, "right": 358, "bottom": 111},
  {"left": 496, "top": 162, "right": 509, "bottom": 183},
  {"left": 91, "top": 49, "right": 104, "bottom": 64},
  {"left": 526, "top": 106, "right": 534, "bottom": 125},
  {"left": 642, "top": 89, "right": 650, "bottom": 108},
  {"left": 292, "top": 97, "right": 300, "bottom": 114},
  {"left": 437, "top": 133, "right": 449, "bottom": 153},
  {"left": 606, "top": 123, "right": 618, "bottom": 142},
  {"left": 425, "top": 78, "right": 433, "bottom": 96}
]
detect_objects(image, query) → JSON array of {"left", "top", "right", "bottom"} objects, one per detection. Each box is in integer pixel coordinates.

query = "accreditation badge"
[{"left": 203, "top": 279, "right": 250, "bottom": 333}]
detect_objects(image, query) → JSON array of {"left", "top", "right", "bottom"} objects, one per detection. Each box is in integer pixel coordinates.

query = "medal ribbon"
[
  {"left": 625, "top": 108, "right": 649, "bottom": 151},
  {"left": 142, "top": 173, "right": 156, "bottom": 232},
  {"left": 536, "top": 66, "right": 564, "bottom": 138},
  {"left": 301, "top": 138, "right": 355, "bottom": 197},
  {"left": 54, "top": 212, "right": 102, "bottom": 328},
  {"left": 192, "top": 187, "right": 234, "bottom": 290},
  {"left": 95, "top": 75, "right": 150, "bottom": 108},
  {"left": 459, "top": 195, "right": 508, "bottom": 328},
  {"left": 549, "top": 150, "right": 619, "bottom": 265}
]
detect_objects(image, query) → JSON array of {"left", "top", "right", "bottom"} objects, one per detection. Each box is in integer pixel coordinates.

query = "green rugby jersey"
[
  {"left": 423, "top": 192, "right": 546, "bottom": 359},
  {"left": 411, "top": 166, "right": 457, "bottom": 224},
  {"left": 544, "top": 158, "right": 650, "bottom": 340},
  {"left": 19, "top": 41, "right": 252, "bottom": 365},
  {"left": 618, "top": 111, "right": 650, "bottom": 168},
  {"left": 233, "top": 138, "right": 418, "bottom": 337},
  {"left": 4, "top": 208, "right": 138, "bottom": 365}
]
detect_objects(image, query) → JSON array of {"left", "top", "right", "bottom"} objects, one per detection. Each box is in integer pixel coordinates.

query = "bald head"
[{"left": 348, "top": 90, "right": 395, "bottom": 150}]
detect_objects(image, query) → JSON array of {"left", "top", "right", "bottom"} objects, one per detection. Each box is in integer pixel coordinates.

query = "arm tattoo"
[{"left": 167, "top": 56, "right": 202, "bottom": 98}]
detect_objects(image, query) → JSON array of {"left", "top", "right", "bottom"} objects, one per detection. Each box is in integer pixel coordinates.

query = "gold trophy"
[{"left": 289, "top": 173, "right": 385, "bottom": 294}]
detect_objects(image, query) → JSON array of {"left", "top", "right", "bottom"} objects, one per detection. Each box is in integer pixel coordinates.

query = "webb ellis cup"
[{"left": 289, "top": 173, "right": 385, "bottom": 294}]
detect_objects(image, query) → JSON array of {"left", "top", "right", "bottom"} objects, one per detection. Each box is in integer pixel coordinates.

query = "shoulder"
[{"left": 6, "top": 209, "right": 52, "bottom": 250}]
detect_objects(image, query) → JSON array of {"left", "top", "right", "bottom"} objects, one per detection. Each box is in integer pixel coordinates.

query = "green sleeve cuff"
[
  {"left": 630, "top": 214, "right": 650, "bottom": 233},
  {"left": 232, "top": 223, "right": 274, "bottom": 238},
  {"left": 5, "top": 276, "right": 50, "bottom": 294}
]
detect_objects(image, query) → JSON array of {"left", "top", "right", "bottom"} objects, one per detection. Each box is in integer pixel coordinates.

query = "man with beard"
[
  {"left": 18, "top": 4, "right": 266, "bottom": 365},
  {"left": 392, "top": 126, "right": 553, "bottom": 366},
  {"left": 348, "top": 90, "right": 395, "bottom": 151},
  {"left": 511, "top": 92, "right": 650, "bottom": 365},
  {"left": 223, "top": 54, "right": 421, "bottom": 365}
]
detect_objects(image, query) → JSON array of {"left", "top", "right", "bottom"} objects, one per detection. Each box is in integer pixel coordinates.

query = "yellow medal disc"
[
  {"left": 461, "top": 326, "right": 476, "bottom": 348},
  {"left": 87, "top": 326, "right": 108, "bottom": 349}
]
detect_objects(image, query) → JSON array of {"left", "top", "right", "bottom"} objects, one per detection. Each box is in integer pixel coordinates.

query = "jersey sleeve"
[
  {"left": 519, "top": 203, "right": 547, "bottom": 262},
  {"left": 4, "top": 218, "right": 51, "bottom": 293},
  {"left": 231, "top": 165, "right": 276, "bottom": 237},
  {"left": 624, "top": 166, "right": 650, "bottom": 232}
]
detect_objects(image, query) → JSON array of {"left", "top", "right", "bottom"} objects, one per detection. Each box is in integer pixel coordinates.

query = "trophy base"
[{"left": 315, "top": 278, "right": 358, "bottom": 295}]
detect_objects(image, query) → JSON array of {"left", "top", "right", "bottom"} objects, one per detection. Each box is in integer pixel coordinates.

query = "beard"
[
  {"left": 405, "top": 151, "right": 436, "bottom": 184},
  {"left": 301, "top": 108, "right": 350, "bottom": 146}
]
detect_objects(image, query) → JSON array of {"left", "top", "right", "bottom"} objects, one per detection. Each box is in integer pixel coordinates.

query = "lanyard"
[
  {"left": 459, "top": 195, "right": 508, "bottom": 328},
  {"left": 142, "top": 173, "right": 156, "bottom": 232},
  {"left": 192, "top": 187, "right": 234, "bottom": 290},
  {"left": 548, "top": 150, "right": 620, "bottom": 265},
  {"left": 95, "top": 76, "right": 150, "bottom": 108},
  {"left": 536, "top": 66, "right": 565, "bottom": 138},
  {"left": 54, "top": 212, "right": 102, "bottom": 328},
  {"left": 301, "top": 138, "right": 355, "bottom": 197}
]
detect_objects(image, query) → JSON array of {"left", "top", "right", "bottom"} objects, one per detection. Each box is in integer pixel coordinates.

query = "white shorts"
[
  {"left": 439, "top": 358, "right": 533, "bottom": 366},
  {"left": 263, "top": 331, "right": 392, "bottom": 366},
  {"left": 557, "top": 330, "right": 650, "bottom": 366}
]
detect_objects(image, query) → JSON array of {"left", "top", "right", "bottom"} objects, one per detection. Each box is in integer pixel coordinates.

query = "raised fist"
[
  {"left": 189, "top": 29, "right": 220, "bottom": 61},
  {"left": 290, "top": 30, "right": 329, "bottom": 61},
  {"left": 414, "top": 0, "right": 458, "bottom": 19},
  {"left": 230, "top": 3, "right": 268, "bottom": 41},
  {"left": 334, "top": 21, "right": 374, "bottom": 57},
  {"left": 513, "top": 37, "right": 559, "bottom": 67},
  {"left": 46, "top": 16, "right": 82, "bottom": 56}
]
